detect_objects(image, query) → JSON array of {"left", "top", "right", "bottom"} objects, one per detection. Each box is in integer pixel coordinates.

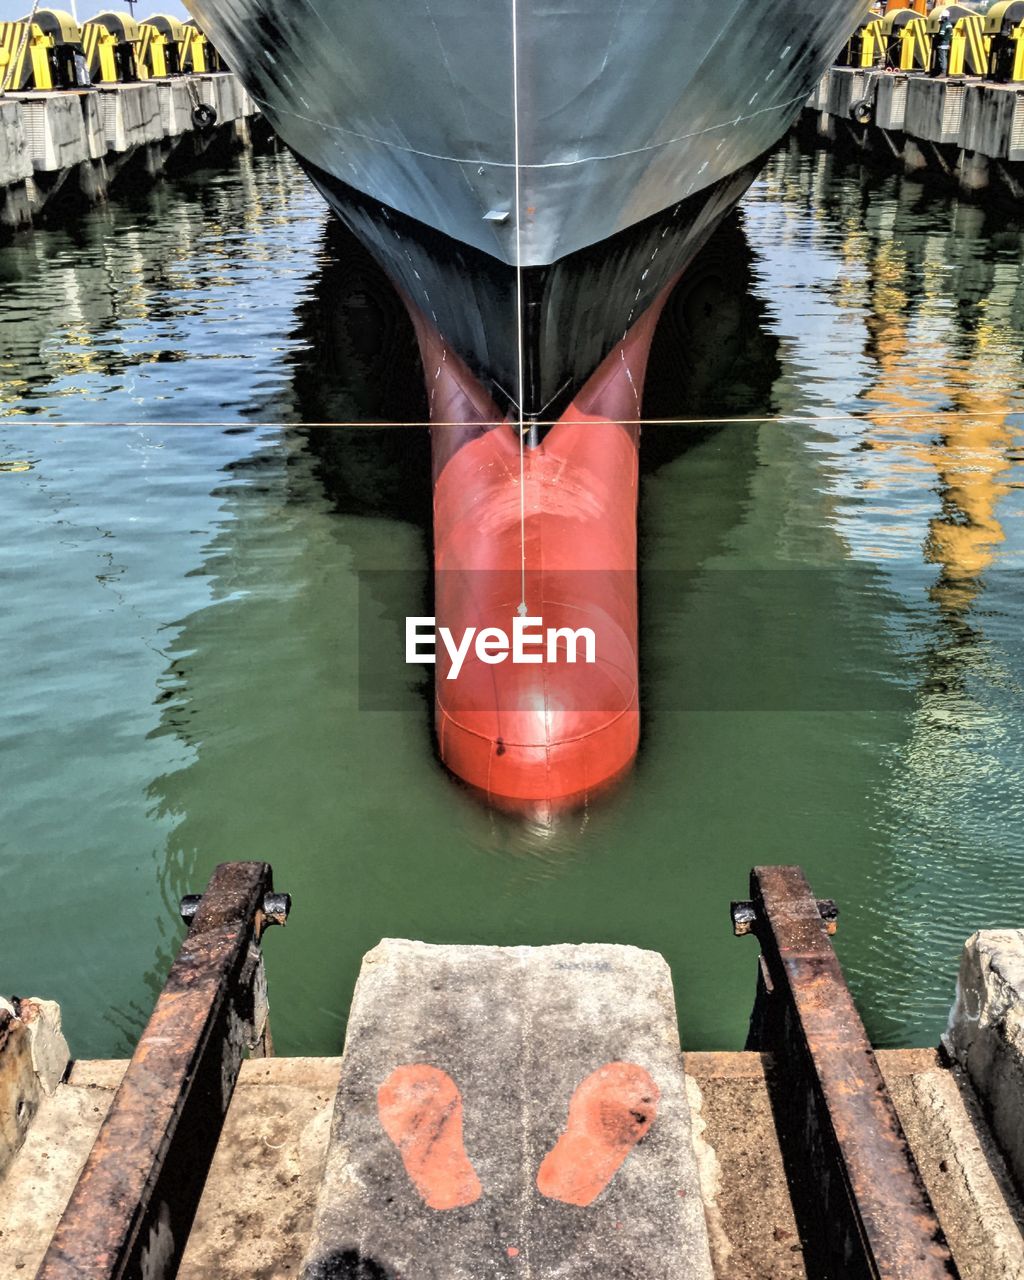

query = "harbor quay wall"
[
  {"left": 0, "top": 72, "right": 264, "bottom": 232},
  {"left": 804, "top": 67, "right": 1024, "bottom": 200}
]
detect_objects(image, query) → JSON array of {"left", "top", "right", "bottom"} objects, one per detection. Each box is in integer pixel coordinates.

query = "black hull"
[{"left": 302, "top": 155, "right": 767, "bottom": 419}]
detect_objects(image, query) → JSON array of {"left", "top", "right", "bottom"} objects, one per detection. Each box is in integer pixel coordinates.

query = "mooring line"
[
  {"left": 511, "top": 0, "right": 527, "bottom": 616},
  {"left": 1, "top": 0, "right": 43, "bottom": 94}
]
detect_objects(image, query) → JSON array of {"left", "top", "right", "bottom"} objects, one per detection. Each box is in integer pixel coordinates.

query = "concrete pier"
[
  {"left": 806, "top": 68, "right": 1024, "bottom": 200},
  {"left": 4, "top": 1027, "right": 1024, "bottom": 1277},
  {"left": 0, "top": 72, "right": 261, "bottom": 230}
]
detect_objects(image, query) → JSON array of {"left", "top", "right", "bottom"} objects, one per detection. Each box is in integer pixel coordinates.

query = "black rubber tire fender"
[
  {"left": 850, "top": 97, "right": 874, "bottom": 125},
  {"left": 192, "top": 103, "right": 218, "bottom": 130}
]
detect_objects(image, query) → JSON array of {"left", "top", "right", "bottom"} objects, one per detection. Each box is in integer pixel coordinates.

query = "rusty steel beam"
[
  {"left": 738, "top": 865, "right": 957, "bottom": 1280},
  {"left": 36, "top": 861, "right": 289, "bottom": 1280}
]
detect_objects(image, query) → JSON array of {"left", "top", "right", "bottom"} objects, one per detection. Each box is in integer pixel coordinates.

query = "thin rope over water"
[{"left": 15, "top": 411, "right": 1023, "bottom": 429}]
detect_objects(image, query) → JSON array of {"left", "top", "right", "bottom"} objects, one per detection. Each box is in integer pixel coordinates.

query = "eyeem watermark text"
[{"left": 406, "top": 616, "right": 597, "bottom": 680}]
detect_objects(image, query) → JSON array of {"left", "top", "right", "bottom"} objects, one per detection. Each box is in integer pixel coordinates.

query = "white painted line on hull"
[
  {"left": 511, "top": 0, "right": 527, "bottom": 616},
  {"left": 250, "top": 91, "right": 808, "bottom": 171}
]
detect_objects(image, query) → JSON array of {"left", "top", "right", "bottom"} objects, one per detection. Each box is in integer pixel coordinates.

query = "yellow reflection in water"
[{"left": 857, "top": 229, "right": 1022, "bottom": 613}]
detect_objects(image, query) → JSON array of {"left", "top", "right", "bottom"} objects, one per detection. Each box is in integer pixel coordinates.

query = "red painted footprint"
[
  {"left": 536, "top": 1062, "right": 660, "bottom": 1207},
  {"left": 377, "top": 1064, "right": 483, "bottom": 1210}
]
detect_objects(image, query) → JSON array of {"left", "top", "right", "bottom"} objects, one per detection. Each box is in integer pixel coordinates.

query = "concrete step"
[
  {"left": 302, "top": 939, "right": 715, "bottom": 1280},
  {"left": 0, "top": 1057, "right": 340, "bottom": 1280}
]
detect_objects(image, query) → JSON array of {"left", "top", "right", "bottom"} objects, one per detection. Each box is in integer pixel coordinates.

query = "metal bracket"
[
  {"left": 731, "top": 896, "right": 839, "bottom": 936},
  {"left": 180, "top": 890, "right": 291, "bottom": 928}
]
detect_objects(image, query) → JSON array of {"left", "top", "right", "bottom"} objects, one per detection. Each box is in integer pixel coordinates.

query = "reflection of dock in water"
[
  {"left": 857, "top": 217, "right": 1020, "bottom": 617},
  {"left": 761, "top": 141, "right": 1024, "bottom": 1047}
]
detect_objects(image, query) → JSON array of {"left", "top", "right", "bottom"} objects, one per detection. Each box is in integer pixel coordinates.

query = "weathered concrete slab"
[
  {"left": 210, "top": 73, "right": 245, "bottom": 123},
  {"left": 825, "top": 66, "right": 873, "bottom": 122},
  {"left": 303, "top": 940, "right": 713, "bottom": 1280},
  {"left": 0, "top": 100, "right": 32, "bottom": 188},
  {"left": 81, "top": 92, "right": 108, "bottom": 162},
  {"left": 0, "top": 1006, "right": 38, "bottom": 1180},
  {"left": 156, "top": 79, "right": 199, "bottom": 138},
  {"left": 684, "top": 1052, "right": 805, "bottom": 1279},
  {"left": 882, "top": 1050, "right": 1024, "bottom": 1280},
  {"left": 0, "top": 996, "right": 69, "bottom": 1182},
  {"left": 689, "top": 1048, "right": 1024, "bottom": 1280},
  {"left": 98, "top": 82, "right": 164, "bottom": 153},
  {"left": 808, "top": 70, "right": 830, "bottom": 114},
  {"left": 959, "top": 84, "right": 1024, "bottom": 162},
  {"left": 17, "top": 94, "right": 94, "bottom": 171},
  {"left": 0, "top": 1058, "right": 114, "bottom": 1279},
  {"left": 947, "top": 929, "right": 1024, "bottom": 1198},
  {"left": 905, "top": 78, "right": 968, "bottom": 146},
  {"left": 876, "top": 74, "right": 911, "bottom": 134},
  {"left": 17, "top": 997, "right": 70, "bottom": 1094},
  {"left": 179, "top": 1058, "right": 341, "bottom": 1280}
]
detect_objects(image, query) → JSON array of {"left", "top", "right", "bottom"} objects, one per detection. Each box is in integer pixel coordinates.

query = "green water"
[{"left": 2, "top": 141, "right": 1023, "bottom": 1058}]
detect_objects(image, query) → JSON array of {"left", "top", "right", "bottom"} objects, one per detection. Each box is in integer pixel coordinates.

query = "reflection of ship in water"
[
  {"left": 188, "top": 0, "right": 860, "bottom": 809},
  {"left": 284, "top": 210, "right": 781, "bottom": 520},
  {"left": 805, "top": 143, "right": 1024, "bottom": 725},
  {"left": 144, "top": 211, "right": 781, "bottom": 1041},
  {"left": 771, "top": 140, "right": 1024, "bottom": 626},
  {"left": 856, "top": 192, "right": 1021, "bottom": 623}
]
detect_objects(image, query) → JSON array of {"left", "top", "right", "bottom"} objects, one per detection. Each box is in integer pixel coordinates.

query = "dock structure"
[
  {"left": 3, "top": 864, "right": 1024, "bottom": 1278},
  {"left": 806, "top": 67, "right": 1024, "bottom": 200},
  {"left": 0, "top": 72, "right": 262, "bottom": 231}
]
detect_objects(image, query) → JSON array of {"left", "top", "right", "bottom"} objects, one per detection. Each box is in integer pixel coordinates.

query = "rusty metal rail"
[
  {"left": 734, "top": 865, "right": 957, "bottom": 1279},
  {"left": 36, "top": 861, "right": 289, "bottom": 1280}
]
